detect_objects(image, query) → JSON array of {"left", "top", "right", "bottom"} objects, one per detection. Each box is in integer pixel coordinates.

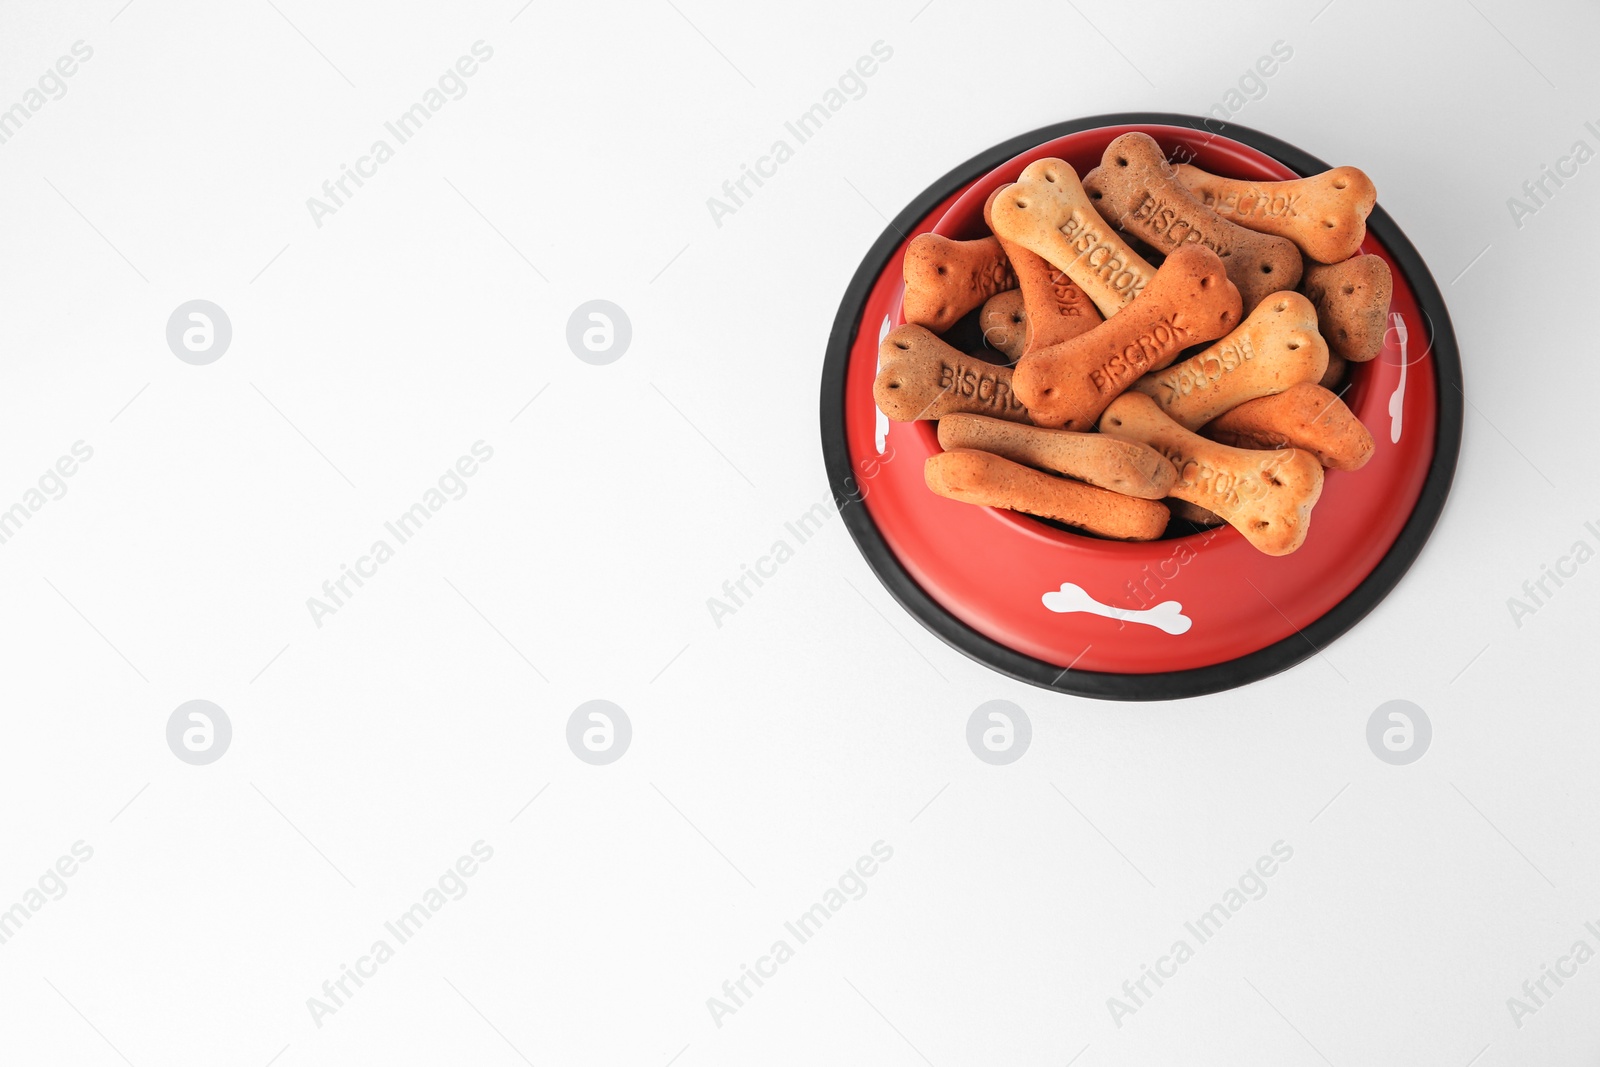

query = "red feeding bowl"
[{"left": 820, "top": 114, "right": 1462, "bottom": 700}]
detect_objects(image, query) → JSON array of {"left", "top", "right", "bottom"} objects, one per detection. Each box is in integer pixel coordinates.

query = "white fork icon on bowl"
[{"left": 1388, "top": 311, "right": 1407, "bottom": 444}]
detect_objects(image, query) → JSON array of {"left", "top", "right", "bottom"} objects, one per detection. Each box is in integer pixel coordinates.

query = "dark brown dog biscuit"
[
  {"left": 1083, "top": 132, "right": 1303, "bottom": 313},
  {"left": 1301, "top": 255, "right": 1392, "bottom": 362},
  {"left": 874, "top": 324, "right": 1031, "bottom": 423},
  {"left": 902, "top": 234, "right": 1017, "bottom": 333}
]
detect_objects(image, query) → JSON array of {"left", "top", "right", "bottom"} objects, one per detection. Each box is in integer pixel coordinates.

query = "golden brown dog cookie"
[
  {"left": 1204, "top": 382, "right": 1374, "bottom": 471},
  {"left": 988, "top": 158, "right": 1158, "bottom": 317},
  {"left": 874, "top": 325, "right": 1031, "bottom": 423},
  {"left": 901, "top": 234, "right": 1018, "bottom": 333},
  {"left": 937, "top": 413, "right": 1177, "bottom": 499},
  {"left": 1013, "top": 244, "right": 1241, "bottom": 431},
  {"left": 978, "top": 290, "right": 1028, "bottom": 361},
  {"left": 925, "top": 448, "right": 1170, "bottom": 541},
  {"left": 1100, "top": 392, "right": 1324, "bottom": 555},
  {"left": 1174, "top": 163, "right": 1376, "bottom": 264},
  {"left": 982, "top": 187, "right": 1103, "bottom": 355},
  {"left": 1301, "top": 255, "right": 1392, "bottom": 362},
  {"left": 1130, "top": 291, "right": 1328, "bottom": 429},
  {"left": 1083, "top": 132, "right": 1302, "bottom": 313}
]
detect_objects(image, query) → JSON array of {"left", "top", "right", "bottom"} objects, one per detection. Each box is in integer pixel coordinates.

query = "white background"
[{"left": 1, "top": 0, "right": 1596, "bottom": 1064}]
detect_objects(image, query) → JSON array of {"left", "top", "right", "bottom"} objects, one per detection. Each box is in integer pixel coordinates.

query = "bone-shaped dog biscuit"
[
  {"left": 874, "top": 325, "right": 1031, "bottom": 423},
  {"left": 1130, "top": 291, "right": 1328, "bottom": 429},
  {"left": 1204, "top": 382, "right": 1374, "bottom": 471},
  {"left": 1100, "top": 392, "right": 1324, "bottom": 555},
  {"left": 1006, "top": 242, "right": 1104, "bottom": 354},
  {"left": 1083, "top": 133, "right": 1302, "bottom": 313},
  {"left": 1301, "top": 255, "right": 1392, "bottom": 362},
  {"left": 1013, "top": 244, "right": 1241, "bottom": 431},
  {"left": 979, "top": 290, "right": 1028, "bottom": 361},
  {"left": 925, "top": 448, "right": 1170, "bottom": 541},
  {"left": 901, "top": 234, "right": 1017, "bottom": 333},
  {"left": 1174, "top": 163, "right": 1376, "bottom": 264},
  {"left": 936, "top": 413, "right": 1177, "bottom": 499},
  {"left": 988, "top": 158, "right": 1158, "bottom": 317},
  {"left": 982, "top": 187, "right": 1104, "bottom": 355}
]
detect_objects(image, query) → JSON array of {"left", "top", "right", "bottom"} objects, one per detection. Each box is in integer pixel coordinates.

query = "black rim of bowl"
[{"left": 819, "top": 111, "right": 1464, "bottom": 702}]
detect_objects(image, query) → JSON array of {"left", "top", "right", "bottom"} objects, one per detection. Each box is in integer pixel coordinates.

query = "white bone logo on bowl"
[{"left": 1042, "top": 582, "right": 1192, "bottom": 635}]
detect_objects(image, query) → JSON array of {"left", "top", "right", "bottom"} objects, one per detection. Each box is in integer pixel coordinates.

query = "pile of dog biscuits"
[{"left": 874, "top": 132, "right": 1388, "bottom": 556}]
